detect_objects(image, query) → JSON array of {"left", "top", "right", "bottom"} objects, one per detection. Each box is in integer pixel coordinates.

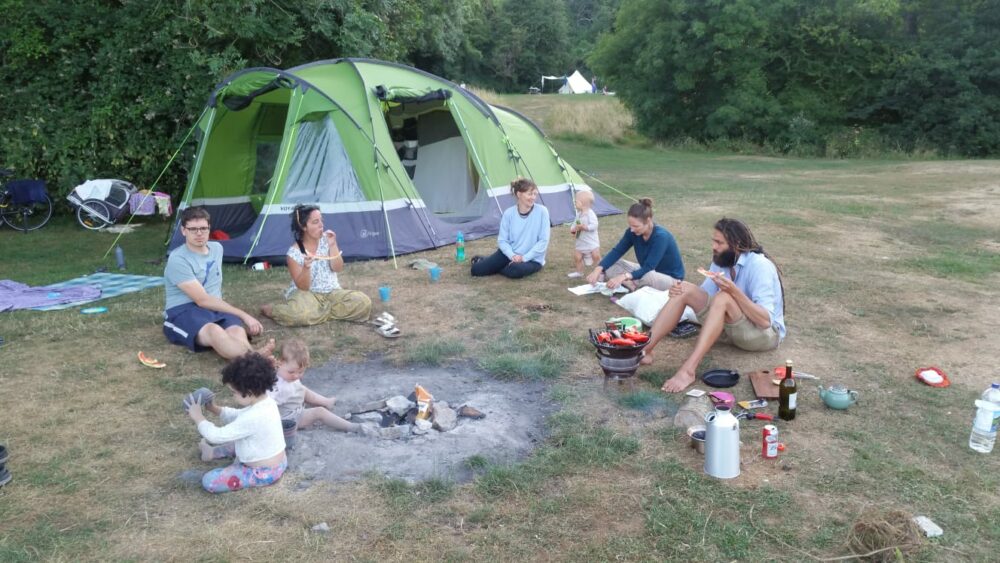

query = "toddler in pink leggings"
[{"left": 185, "top": 352, "right": 287, "bottom": 493}]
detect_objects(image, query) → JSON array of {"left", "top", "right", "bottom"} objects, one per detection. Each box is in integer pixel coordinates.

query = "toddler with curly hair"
[{"left": 185, "top": 352, "right": 287, "bottom": 493}]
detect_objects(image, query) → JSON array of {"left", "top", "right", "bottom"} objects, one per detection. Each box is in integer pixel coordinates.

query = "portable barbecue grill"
[{"left": 588, "top": 328, "right": 649, "bottom": 380}]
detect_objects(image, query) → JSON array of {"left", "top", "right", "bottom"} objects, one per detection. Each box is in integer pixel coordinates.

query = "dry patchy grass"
[{"left": 2, "top": 137, "right": 1000, "bottom": 561}]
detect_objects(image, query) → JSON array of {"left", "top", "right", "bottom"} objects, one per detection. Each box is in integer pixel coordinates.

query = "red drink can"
[{"left": 762, "top": 425, "right": 779, "bottom": 459}]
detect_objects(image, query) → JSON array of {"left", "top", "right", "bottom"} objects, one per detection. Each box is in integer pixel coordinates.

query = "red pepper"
[
  {"left": 629, "top": 333, "right": 649, "bottom": 343},
  {"left": 610, "top": 338, "right": 636, "bottom": 347},
  {"left": 596, "top": 332, "right": 612, "bottom": 343}
]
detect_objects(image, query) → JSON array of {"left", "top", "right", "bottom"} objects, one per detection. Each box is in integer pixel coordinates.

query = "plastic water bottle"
[
  {"left": 456, "top": 231, "right": 465, "bottom": 262},
  {"left": 970, "top": 383, "right": 1000, "bottom": 453},
  {"left": 115, "top": 245, "right": 126, "bottom": 271},
  {"left": 981, "top": 382, "right": 1000, "bottom": 406}
]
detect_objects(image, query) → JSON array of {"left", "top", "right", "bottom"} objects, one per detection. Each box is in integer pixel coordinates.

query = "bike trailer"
[{"left": 67, "top": 179, "right": 137, "bottom": 229}]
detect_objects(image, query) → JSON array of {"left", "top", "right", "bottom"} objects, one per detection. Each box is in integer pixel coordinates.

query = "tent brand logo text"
[{"left": 359, "top": 229, "right": 381, "bottom": 239}]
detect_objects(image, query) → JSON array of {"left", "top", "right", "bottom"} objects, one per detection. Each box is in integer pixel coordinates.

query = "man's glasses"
[{"left": 184, "top": 226, "right": 210, "bottom": 233}]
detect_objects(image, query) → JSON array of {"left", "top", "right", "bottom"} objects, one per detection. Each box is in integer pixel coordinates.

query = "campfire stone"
[
  {"left": 353, "top": 399, "right": 387, "bottom": 414},
  {"left": 412, "top": 418, "right": 433, "bottom": 434},
  {"left": 432, "top": 406, "right": 458, "bottom": 432},
  {"left": 458, "top": 405, "right": 486, "bottom": 419},
  {"left": 352, "top": 412, "right": 383, "bottom": 424},
  {"left": 378, "top": 425, "right": 411, "bottom": 440},
  {"left": 386, "top": 395, "right": 414, "bottom": 416}
]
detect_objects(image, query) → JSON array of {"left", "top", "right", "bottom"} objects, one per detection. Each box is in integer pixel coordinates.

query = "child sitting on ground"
[
  {"left": 269, "top": 340, "right": 374, "bottom": 436},
  {"left": 568, "top": 190, "right": 601, "bottom": 278},
  {"left": 186, "top": 352, "right": 286, "bottom": 493}
]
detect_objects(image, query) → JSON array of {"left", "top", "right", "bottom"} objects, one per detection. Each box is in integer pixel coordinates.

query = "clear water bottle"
[
  {"left": 115, "top": 245, "right": 126, "bottom": 271},
  {"left": 456, "top": 231, "right": 465, "bottom": 262},
  {"left": 981, "top": 382, "right": 1000, "bottom": 406},
  {"left": 969, "top": 397, "right": 1000, "bottom": 453},
  {"left": 971, "top": 383, "right": 1000, "bottom": 453}
]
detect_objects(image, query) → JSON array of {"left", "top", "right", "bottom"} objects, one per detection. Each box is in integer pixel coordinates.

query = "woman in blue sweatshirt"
[
  {"left": 585, "top": 198, "right": 685, "bottom": 291},
  {"left": 471, "top": 178, "right": 550, "bottom": 279}
]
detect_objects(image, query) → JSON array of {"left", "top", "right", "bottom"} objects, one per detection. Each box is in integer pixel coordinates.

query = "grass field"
[{"left": 2, "top": 94, "right": 1000, "bottom": 561}]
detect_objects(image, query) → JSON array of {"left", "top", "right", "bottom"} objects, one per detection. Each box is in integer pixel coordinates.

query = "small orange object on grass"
[{"left": 138, "top": 351, "right": 166, "bottom": 369}]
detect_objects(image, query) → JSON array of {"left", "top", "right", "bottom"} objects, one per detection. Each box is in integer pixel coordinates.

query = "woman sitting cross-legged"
[
  {"left": 585, "top": 197, "right": 685, "bottom": 292},
  {"left": 470, "top": 178, "right": 550, "bottom": 279},
  {"left": 260, "top": 204, "right": 371, "bottom": 326}
]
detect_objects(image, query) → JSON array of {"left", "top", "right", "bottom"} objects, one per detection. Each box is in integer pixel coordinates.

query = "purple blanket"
[{"left": 0, "top": 280, "right": 102, "bottom": 312}]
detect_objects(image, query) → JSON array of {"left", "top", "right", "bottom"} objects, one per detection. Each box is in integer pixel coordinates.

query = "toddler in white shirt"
[
  {"left": 568, "top": 190, "right": 601, "bottom": 278},
  {"left": 269, "top": 340, "right": 374, "bottom": 436},
  {"left": 185, "top": 352, "right": 286, "bottom": 493}
]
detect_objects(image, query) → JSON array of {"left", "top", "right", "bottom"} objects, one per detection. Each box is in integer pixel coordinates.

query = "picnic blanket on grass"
[
  {"left": 12, "top": 273, "right": 164, "bottom": 311},
  {"left": 0, "top": 280, "right": 102, "bottom": 312}
]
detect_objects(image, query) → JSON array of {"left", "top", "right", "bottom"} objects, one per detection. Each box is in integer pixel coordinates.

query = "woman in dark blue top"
[{"left": 585, "top": 198, "right": 685, "bottom": 291}]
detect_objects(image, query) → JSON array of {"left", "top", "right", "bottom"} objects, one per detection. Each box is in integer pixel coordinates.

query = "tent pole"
[
  {"left": 374, "top": 159, "right": 399, "bottom": 269},
  {"left": 102, "top": 106, "right": 208, "bottom": 258},
  {"left": 244, "top": 90, "right": 304, "bottom": 263},
  {"left": 163, "top": 107, "right": 217, "bottom": 248},
  {"left": 450, "top": 101, "right": 503, "bottom": 214}
]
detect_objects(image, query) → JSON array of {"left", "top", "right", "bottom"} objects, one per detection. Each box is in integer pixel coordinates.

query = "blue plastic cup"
[
  {"left": 429, "top": 267, "right": 441, "bottom": 282},
  {"left": 378, "top": 286, "right": 391, "bottom": 302}
]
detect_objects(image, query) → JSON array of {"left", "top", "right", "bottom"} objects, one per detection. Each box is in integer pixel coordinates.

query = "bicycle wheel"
[
  {"left": 2, "top": 193, "right": 53, "bottom": 231},
  {"left": 77, "top": 198, "right": 113, "bottom": 230}
]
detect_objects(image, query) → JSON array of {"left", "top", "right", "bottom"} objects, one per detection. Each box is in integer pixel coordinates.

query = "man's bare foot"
[
  {"left": 260, "top": 304, "right": 273, "bottom": 318},
  {"left": 661, "top": 367, "right": 697, "bottom": 393},
  {"left": 639, "top": 350, "right": 654, "bottom": 365},
  {"left": 198, "top": 439, "right": 216, "bottom": 462}
]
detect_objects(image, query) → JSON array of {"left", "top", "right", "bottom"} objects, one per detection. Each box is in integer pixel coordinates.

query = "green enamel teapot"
[{"left": 818, "top": 384, "right": 859, "bottom": 410}]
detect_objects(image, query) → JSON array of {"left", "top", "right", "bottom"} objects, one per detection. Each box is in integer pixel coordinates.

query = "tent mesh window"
[{"left": 282, "top": 115, "right": 364, "bottom": 203}]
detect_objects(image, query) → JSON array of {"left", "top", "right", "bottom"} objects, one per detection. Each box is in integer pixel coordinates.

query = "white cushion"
[{"left": 615, "top": 286, "right": 697, "bottom": 327}]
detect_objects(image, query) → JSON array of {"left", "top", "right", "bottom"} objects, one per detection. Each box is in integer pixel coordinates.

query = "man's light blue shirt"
[
  {"left": 164, "top": 241, "right": 224, "bottom": 311},
  {"left": 701, "top": 251, "right": 786, "bottom": 340}
]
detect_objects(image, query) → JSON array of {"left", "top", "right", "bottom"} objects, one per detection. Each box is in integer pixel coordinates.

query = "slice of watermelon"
[{"left": 138, "top": 351, "right": 166, "bottom": 369}]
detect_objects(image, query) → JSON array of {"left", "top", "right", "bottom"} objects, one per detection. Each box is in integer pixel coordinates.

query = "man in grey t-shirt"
[{"left": 163, "top": 207, "right": 271, "bottom": 360}]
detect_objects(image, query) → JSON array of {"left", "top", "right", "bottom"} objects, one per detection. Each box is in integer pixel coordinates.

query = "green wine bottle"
[{"left": 779, "top": 359, "right": 797, "bottom": 421}]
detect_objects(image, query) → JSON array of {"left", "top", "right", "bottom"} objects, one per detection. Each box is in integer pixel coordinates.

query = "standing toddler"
[{"left": 568, "top": 190, "right": 601, "bottom": 278}]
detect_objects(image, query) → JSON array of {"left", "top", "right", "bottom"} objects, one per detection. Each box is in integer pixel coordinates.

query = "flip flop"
[{"left": 376, "top": 323, "right": 402, "bottom": 339}]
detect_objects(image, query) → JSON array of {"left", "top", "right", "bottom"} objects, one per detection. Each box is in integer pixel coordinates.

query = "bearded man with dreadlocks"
[{"left": 640, "top": 218, "right": 787, "bottom": 393}]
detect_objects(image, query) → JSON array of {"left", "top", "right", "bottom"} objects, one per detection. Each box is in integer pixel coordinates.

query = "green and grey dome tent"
[{"left": 168, "top": 58, "right": 619, "bottom": 262}]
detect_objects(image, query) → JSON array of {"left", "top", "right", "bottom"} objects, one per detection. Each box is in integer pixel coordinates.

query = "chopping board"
[{"left": 749, "top": 369, "right": 780, "bottom": 399}]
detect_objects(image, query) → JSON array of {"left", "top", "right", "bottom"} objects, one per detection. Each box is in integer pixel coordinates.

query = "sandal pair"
[{"left": 372, "top": 312, "right": 402, "bottom": 338}]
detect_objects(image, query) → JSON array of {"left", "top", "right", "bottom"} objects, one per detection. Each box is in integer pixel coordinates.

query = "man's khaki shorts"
[{"left": 695, "top": 299, "right": 780, "bottom": 352}]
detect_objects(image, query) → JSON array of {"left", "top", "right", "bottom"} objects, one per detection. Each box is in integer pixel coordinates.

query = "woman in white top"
[
  {"left": 185, "top": 353, "right": 287, "bottom": 493},
  {"left": 261, "top": 204, "right": 372, "bottom": 326}
]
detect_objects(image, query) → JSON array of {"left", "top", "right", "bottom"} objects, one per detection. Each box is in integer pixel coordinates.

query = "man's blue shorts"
[{"left": 163, "top": 303, "right": 243, "bottom": 352}]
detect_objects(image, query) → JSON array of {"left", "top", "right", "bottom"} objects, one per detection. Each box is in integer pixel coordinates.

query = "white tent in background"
[
  {"left": 559, "top": 70, "right": 592, "bottom": 94},
  {"left": 540, "top": 70, "right": 593, "bottom": 94}
]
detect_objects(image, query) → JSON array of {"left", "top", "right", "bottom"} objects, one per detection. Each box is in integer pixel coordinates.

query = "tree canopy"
[
  {"left": 0, "top": 0, "right": 614, "bottom": 198},
  {"left": 1, "top": 0, "right": 997, "bottom": 201},
  {"left": 591, "top": 0, "right": 1000, "bottom": 156}
]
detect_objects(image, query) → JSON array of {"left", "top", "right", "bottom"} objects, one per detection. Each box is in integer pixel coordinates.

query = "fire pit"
[{"left": 589, "top": 328, "right": 648, "bottom": 380}]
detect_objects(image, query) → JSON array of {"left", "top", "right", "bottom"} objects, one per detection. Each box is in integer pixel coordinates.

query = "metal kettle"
[{"left": 704, "top": 405, "right": 741, "bottom": 479}]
